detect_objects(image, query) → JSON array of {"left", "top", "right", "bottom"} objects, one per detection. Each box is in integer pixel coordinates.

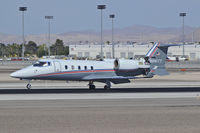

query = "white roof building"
[{"left": 69, "top": 43, "right": 200, "bottom": 60}]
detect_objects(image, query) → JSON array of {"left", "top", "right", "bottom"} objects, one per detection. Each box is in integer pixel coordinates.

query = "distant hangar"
[{"left": 69, "top": 43, "right": 200, "bottom": 60}]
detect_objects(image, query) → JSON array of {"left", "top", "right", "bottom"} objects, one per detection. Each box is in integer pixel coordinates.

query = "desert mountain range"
[{"left": 0, "top": 25, "right": 200, "bottom": 45}]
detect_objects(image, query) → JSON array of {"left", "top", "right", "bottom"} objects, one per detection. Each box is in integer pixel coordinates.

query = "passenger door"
[{"left": 54, "top": 61, "right": 61, "bottom": 72}]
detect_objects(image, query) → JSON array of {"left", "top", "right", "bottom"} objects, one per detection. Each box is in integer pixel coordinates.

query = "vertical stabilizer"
[{"left": 145, "top": 43, "right": 170, "bottom": 76}]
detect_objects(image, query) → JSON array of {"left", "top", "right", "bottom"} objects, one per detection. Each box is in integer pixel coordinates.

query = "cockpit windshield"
[{"left": 33, "top": 61, "right": 51, "bottom": 67}]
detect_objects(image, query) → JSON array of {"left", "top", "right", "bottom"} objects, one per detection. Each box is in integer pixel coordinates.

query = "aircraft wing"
[
  {"left": 83, "top": 75, "right": 138, "bottom": 80},
  {"left": 82, "top": 75, "right": 148, "bottom": 84}
]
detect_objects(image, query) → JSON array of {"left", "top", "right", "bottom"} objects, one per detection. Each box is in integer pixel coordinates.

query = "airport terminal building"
[{"left": 69, "top": 43, "right": 200, "bottom": 60}]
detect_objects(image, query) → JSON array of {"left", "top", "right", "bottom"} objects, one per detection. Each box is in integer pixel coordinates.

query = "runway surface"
[
  {"left": 0, "top": 71, "right": 200, "bottom": 133},
  {"left": 0, "top": 88, "right": 200, "bottom": 100},
  {"left": 0, "top": 87, "right": 200, "bottom": 133}
]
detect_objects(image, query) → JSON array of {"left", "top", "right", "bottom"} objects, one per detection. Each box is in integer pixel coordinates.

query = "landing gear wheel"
[
  {"left": 104, "top": 85, "right": 110, "bottom": 90},
  {"left": 26, "top": 84, "right": 31, "bottom": 90},
  {"left": 89, "top": 85, "right": 96, "bottom": 90}
]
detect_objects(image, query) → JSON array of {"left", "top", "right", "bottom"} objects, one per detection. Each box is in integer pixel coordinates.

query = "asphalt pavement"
[{"left": 0, "top": 71, "right": 200, "bottom": 133}]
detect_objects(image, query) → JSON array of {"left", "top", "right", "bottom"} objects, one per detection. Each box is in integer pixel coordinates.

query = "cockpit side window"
[
  {"left": 44, "top": 62, "right": 48, "bottom": 66},
  {"left": 33, "top": 61, "right": 51, "bottom": 67}
]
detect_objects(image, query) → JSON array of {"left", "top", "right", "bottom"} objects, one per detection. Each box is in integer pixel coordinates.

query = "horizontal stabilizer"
[{"left": 158, "top": 44, "right": 181, "bottom": 48}]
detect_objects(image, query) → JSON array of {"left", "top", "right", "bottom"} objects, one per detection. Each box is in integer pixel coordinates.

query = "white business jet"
[{"left": 10, "top": 43, "right": 175, "bottom": 90}]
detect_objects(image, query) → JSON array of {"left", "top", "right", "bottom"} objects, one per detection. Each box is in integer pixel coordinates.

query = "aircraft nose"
[
  {"left": 10, "top": 71, "right": 19, "bottom": 78},
  {"left": 10, "top": 68, "right": 33, "bottom": 78}
]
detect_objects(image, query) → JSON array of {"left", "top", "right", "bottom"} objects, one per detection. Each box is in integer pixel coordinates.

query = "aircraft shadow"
[{"left": 0, "top": 87, "right": 200, "bottom": 94}]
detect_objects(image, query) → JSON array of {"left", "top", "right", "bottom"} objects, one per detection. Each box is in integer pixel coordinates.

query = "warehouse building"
[{"left": 69, "top": 43, "right": 200, "bottom": 60}]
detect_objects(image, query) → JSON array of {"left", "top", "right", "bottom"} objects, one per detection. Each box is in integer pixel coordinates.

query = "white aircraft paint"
[{"left": 10, "top": 43, "right": 176, "bottom": 89}]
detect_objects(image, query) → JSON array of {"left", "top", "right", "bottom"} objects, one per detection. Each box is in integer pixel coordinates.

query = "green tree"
[
  {"left": 37, "top": 44, "right": 47, "bottom": 58},
  {"left": 25, "top": 41, "right": 38, "bottom": 55},
  {"left": 0, "top": 43, "right": 6, "bottom": 57},
  {"left": 50, "top": 39, "right": 66, "bottom": 55},
  {"left": 6, "top": 43, "right": 21, "bottom": 57},
  {"left": 12, "top": 43, "right": 21, "bottom": 57},
  {"left": 64, "top": 46, "right": 69, "bottom": 55}
]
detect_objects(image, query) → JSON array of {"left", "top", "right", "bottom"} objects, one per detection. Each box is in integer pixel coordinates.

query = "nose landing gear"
[
  {"left": 26, "top": 83, "right": 31, "bottom": 90},
  {"left": 26, "top": 80, "right": 32, "bottom": 90}
]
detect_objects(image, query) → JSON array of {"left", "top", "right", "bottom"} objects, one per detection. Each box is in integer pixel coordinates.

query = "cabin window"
[
  {"left": 71, "top": 65, "right": 75, "bottom": 70},
  {"left": 65, "top": 65, "right": 68, "bottom": 69},
  {"left": 84, "top": 66, "right": 87, "bottom": 70},
  {"left": 78, "top": 66, "right": 81, "bottom": 70},
  {"left": 91, "top": 66, "right": 94, "bottom": 70}
]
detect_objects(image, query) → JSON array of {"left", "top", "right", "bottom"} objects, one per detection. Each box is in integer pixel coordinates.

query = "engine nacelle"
[{"left": 114, "top": 59, "right": 139, "bottom": 70}]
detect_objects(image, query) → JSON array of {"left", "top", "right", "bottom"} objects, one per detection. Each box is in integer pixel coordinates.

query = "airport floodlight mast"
[
  {"left": 45, "top": 16, "right": 53, "bottom": 57},
  {"left": 97, "top": 5, "right": 106, "bottom": 59},
  {"left": 179, "top": 12, "right": 186, "bottom": 56},
  {"left": 19, "top": 7, "right": 27, "bottom": 61},
  {"left": 109, "top": 14, "right": 115, "bottom": 58}
]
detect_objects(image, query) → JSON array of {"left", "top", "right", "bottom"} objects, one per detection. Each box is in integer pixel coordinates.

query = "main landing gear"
[
  {"left": 104, "top": 81, "right": 111, "bottom": 90},
  {"left": 89, "top": 81, "right": 96, "bottom": 90},
  {"left": 88, "top": 81, "right": 111, "bottom": 90}
]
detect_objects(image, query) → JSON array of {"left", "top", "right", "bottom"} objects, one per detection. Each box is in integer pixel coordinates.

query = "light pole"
[
  {"left": 97, "top": 5, "right": 106, "bottom": 59},
  {"left": 192, "top": 31, "right": 194, "bottom": 43},
  {"left": 109, "top": 14, "right": 115, "bottom": 58},
  {"left": 45, "top": 16, "right": 53, "bottom": 57},
  {"left": 19, "top": 7, "right": 27, "bottom": 61},
  {"left": 179, "top": 12, "right": 186, "bottom": 56}
]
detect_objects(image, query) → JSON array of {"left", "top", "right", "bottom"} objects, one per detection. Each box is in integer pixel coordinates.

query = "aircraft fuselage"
[{"left": 11, "top": 59, "right": 147, "bottom": 81}]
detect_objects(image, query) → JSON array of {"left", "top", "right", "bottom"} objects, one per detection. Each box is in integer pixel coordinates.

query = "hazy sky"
[{"left": 0, "top": 0, "right": 199, "bottom": 35}]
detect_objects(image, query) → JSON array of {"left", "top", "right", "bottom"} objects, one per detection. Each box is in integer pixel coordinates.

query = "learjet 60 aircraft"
[{"left": 10, "top": 43, "right": 176, "bottom": 89}]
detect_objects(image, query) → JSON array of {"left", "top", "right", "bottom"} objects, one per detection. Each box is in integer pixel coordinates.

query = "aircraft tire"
[
  {"left": 89, "top": 85, "right": 95, "bottom": 90},
  {"left": 26, "top": 84, "right": 31, "bottom": 90},
  {"left": 104, "top": 85, "right": 110, "bottom": 90}
]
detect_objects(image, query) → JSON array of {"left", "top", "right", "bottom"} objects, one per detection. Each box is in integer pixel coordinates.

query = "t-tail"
[{"left": 145, "top": 42, "right": 176, "bottom": 77}]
